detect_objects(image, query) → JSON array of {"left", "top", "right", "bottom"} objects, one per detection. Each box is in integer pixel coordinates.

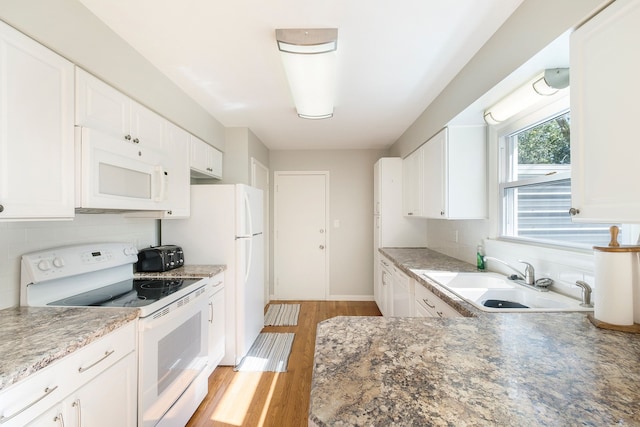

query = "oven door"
[
  {"left": 138, "top": 286, "right": 209, "bottom": 427},
  {"left": 76, "top": 126, "right": 168, "bottom": 211}
]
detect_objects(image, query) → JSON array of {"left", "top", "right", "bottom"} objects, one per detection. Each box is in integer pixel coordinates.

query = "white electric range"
[{"left": 20, "top": 242, "right": 210, "bottom": 427}]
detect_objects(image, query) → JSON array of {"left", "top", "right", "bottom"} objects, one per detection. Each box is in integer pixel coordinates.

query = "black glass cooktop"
[{"left": 48, "top": 278, "right": 201, "bottom": 308}]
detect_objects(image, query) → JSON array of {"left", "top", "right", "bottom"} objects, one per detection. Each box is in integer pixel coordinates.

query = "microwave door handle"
[{"left": 154, "top": 165, "right": 167, "bottom": 202}]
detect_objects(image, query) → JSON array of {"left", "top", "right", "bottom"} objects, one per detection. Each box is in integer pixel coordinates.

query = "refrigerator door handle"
[
  {"left": 244, "top": 236, "right": 253, "bottom": 283},
  {"left": 243, "top": 191, "right": 253, "bottom": 237}
]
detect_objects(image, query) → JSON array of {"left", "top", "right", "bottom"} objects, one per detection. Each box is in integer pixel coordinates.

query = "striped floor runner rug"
[
  {"left": 264, "top": 303, "right": 300, "bottom": 326},
  {"left": 235, "top": 333, "right": 295, "bottom": 372}
]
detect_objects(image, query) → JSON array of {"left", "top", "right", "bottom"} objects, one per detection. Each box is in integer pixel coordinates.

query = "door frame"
[{"left": 273, "top": 171, "right": 330, "bottom": 300}]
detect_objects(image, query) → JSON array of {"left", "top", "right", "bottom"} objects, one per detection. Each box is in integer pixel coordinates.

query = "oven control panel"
[{"left": 21, "top": 242, "right": 139, "bottom": 284}]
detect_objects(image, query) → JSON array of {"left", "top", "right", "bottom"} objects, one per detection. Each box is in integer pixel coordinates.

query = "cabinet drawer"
[
  {"left": 415, "top": 284, "right": 461, "bottom": 318},
  {"left": 0, "top": 321, "right": 136, "bottom": 427}
]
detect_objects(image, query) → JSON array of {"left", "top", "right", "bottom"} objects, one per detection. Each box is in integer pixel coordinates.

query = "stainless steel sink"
[{"left": 413, "top": 271, "right": 593, "bottom": 312}]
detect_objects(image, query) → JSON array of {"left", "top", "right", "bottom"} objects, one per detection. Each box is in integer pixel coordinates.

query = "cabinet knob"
[
  {"left": 407, "top": 212, "right": 413, "bottom": 216},
  {"left": 569, "top": 207, "right": 580, "bottom": 216},
  {"left": 319, "top": 245, "right": 325, "bottom": 250},
  {"left": 167, "top": 210, "right": 173, "bottom": 215},
  {"left": 440, "top": 211, "right": 445, "bottom": 216},
  {"left": 133, "top": 138, "right": 139, "bottom": 144},
  {"left": 124, "top": 134, "right": 132, "bottom": 141},
  {"left": 0, "top": 204, "right": 3, "bottom": 213}
]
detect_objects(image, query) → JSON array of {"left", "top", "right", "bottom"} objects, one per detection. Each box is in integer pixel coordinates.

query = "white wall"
[
  {"left": 221, "top": 128, "right": 270, "bottom": 185},
  {"left": 0, "top": 215, "right": 157, "bottom": 309},
  {"left": 269, "top": 149, "right": 387, "bottom": 299}
]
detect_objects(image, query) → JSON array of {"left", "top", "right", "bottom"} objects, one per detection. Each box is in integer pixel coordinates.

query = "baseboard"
[{"left": 268, "top": 294, "right": 375, "bottom": 301}]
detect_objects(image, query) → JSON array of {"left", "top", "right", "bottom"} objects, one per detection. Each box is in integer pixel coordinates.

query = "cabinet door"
[
  {"left": 163, "top": 123, "right": 191, "bottom": 218},
  {"left": 190, "top": 136, "right": 222, "bottom": 179},
  {"left": 570, "top": 0, "right": 640, "bottom": 223},
  {"left": 402, "top": 148, "right": 423, "bottom": 217},
  {"left": 67, "top": 352, "right": 137, "bottom": 427},
  {"left": 0, "top": 21, "right": 74, "bottom": 220},
  {"left": 422, "top": 130, "right": 446, "bottom": 218},
  {"left": 75, "top": 68, "right": 130, "bottom": 140},
  {"left": 24, "top": 403, "right": 66, "bottom": 427},
  {"left": 131, "top": 101, "right": 165, "bottom": 151},
  {"left": 208, "top": 278, "right": 225, "bottom": 373}
]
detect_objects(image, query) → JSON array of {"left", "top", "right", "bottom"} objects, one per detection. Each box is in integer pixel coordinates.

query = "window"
[{"left": 498, "top": 106, "right": 616, "bottom": 248}]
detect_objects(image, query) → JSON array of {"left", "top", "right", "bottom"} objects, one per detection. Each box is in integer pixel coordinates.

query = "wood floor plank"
[{"left": 186, "top": 300, "right": 381, "bottom": 427}]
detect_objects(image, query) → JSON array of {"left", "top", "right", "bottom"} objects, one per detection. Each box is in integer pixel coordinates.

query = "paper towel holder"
[{"left": 588, "top": 226, "right": 640, "bottom": 333}]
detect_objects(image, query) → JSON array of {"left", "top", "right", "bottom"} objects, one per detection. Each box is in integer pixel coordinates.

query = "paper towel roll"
[{"left": 594, "top": 251, "right": 635, "bottom": 326}]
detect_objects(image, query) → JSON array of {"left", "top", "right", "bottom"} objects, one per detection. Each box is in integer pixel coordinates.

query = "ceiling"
[{"left": 77, "top": 0, "right": 525, "bottom": 151}]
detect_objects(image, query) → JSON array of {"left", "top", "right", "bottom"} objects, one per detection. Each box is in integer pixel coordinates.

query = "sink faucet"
[
  {"left": 482, "top": 256, "right": 541, "bottom": 289},
  {"left": 575, "top": 280, "right": 593, "bottom": 307}
]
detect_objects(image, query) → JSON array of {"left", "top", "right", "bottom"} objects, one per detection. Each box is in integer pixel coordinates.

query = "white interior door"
[
  {"left": 251, "top": 158, "right": 270, "bottom": 304},
  {"left": 274, "top": 171, "right": 328, "bottom": 300}
]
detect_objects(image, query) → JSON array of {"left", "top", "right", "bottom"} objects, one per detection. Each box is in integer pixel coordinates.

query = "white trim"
[
  {"left": 273, "top": 171, "right": 330, "bottom": 300},
  {"left": 327, "top": 295, "right": 375, "bottom": 301}
]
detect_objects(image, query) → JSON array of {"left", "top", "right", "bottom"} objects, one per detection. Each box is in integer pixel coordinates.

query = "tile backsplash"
[{"left": 0, "top": 214, "right": 157, "bottom": 309}]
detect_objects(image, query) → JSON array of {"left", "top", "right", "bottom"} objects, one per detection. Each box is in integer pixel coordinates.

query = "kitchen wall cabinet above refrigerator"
[{"left": 0, "top": 20, "right": 75, "bottom": 221}]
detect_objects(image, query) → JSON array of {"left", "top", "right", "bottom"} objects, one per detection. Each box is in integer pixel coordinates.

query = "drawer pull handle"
[
  {"left": 436, "top": 311, "right": 444, "bottom": 318},
  {"left": 423, "top": 298, "right": 436, "bottom": 309},
  {"left": 78, "top": 350, "right": 115, "bottom": 373},
  {"left": 54, "top": 412, "right": 65, "bottom": 427},
  {"left": 0, "top": 385, "right": 59, "bottom": 424}
]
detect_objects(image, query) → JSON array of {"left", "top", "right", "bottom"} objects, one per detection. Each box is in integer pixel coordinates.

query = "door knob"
[{"left": 319, "top": 245, "right": 325, "bottom": 250}]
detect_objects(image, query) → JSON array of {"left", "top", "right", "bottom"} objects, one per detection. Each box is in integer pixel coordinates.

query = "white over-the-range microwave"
[{"left": 75, "top": 126, "right": 169, "bottom": 211}]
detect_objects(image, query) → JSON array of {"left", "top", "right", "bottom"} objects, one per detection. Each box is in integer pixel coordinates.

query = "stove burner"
[{"left": 47, "top": 278, "right": 202, "bottom": 309}]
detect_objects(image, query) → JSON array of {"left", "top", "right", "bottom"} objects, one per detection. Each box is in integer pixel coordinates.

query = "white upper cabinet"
[
  {"left": 190, "top": 136, "right": 223, "bottom": 179},
  {"left": 76, "top": 68, "right": 165, "bottom": 152},
  {"left": 162, "top": 123, "right": 191, "bottom": 218},
  {"left": 570, "top": 0, "right": 640, "bottom": 223},
  {"left": 0, "top": 20, "right": 75, "bottom": 220},
  {"left": 403, "top": 126, "right": 486, "bottom": 219}
]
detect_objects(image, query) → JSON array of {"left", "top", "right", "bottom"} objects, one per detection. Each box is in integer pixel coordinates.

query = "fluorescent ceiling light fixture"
[
  {"left": 276, "top": 28, "right": 338, "bottom": 120},
  {"left": 484, "top": 68, "right": 569, "bottom": 125}
]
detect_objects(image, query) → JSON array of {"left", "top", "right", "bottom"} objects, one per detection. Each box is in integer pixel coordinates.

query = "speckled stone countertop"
[
  {"left": 309, "top": 248, "right": 640, "bottom": 426},
  {"left": 134, "top": 264, "right": 225, "bottom": 279},
  {"left": 0, "top": 306, "right": 138, "bottom": 392}
]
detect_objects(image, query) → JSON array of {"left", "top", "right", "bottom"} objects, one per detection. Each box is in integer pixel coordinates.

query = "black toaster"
[{"left": 136, "top": 245, "right": 184, "bottom": 272}]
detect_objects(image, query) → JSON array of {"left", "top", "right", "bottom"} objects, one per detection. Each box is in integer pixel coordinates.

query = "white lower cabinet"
[
  {"left": 207, "top": 274, "right": 226, "bottom": 375},
  {"left": 26, "top": 351, "right": 137, "bottom": 427},
  {"left": 414, "top": 284, "right": 461, "bottom": 318},
  {"left": 0, "top": 322, "right": 137, "bottom": 427},
  {"left": 392, "top": 267, "right": 413, "bottom": 317},
  {"left": 378, "top": 256, "right": 394, "bottom": 317}
]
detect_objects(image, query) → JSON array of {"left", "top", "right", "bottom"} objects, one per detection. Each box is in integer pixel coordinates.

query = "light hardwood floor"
[{"left": 186, "top": 300, "right": 382, "bottom": 427}]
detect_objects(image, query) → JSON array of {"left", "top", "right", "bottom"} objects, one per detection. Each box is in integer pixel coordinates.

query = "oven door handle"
[{"left": 138, "top": 286, "right": 208, "bottom": 331}]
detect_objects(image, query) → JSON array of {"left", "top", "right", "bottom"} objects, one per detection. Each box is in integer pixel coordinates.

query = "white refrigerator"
[{"left": 161, "top": 184, "right": 264, "bottom": 366}]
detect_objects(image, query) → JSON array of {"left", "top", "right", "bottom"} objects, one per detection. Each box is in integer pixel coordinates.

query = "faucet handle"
[
  {"left": 575, "top": 280, "right": 593, "bottom": 307},
  {"left": 517, "top": 260, "right": 535, "bottom": 284}
]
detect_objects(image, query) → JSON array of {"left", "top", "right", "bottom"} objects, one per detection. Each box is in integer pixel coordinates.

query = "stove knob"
[
  {"left": 37, "top": 259, "right": 51, "bottom": 271},
  {"left": 52, "top": 257, "right": 64, "bottom": 268},
  {"left": 123, "top": 247, "right": 137, "bottom": 256}
]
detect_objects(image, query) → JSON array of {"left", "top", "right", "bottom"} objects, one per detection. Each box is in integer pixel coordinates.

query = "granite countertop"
[
  {"left": 309, "top": 248, "right": 640, "bottom": 426},
  {"left": 0, "top": 306, "right": 138, "bottom": 392},
  {"left": 134, "top": 264, "right": 226, "bottom": 279}
]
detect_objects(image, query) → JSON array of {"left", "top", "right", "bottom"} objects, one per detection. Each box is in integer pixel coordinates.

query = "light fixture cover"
[
  {"left": 484, "top": 68, "right": 570, "bottom": 125},
  {"left": 276, "top": 28, "right": 338, "bottom": 119}
]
